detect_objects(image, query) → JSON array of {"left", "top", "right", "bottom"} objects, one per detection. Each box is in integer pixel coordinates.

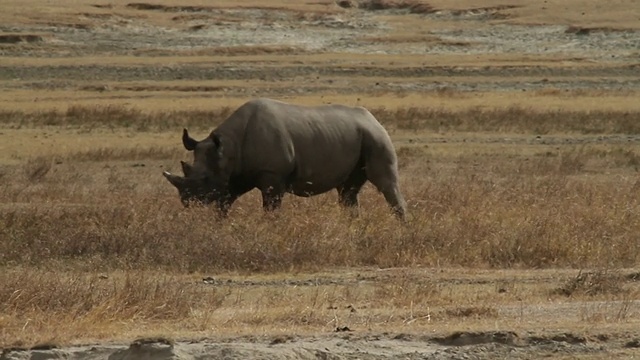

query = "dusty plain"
[{"left": 1, "top": 0, "right": 640, "bottom": 358}]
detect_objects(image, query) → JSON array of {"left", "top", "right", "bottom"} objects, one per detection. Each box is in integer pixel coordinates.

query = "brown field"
[{"left": 1, "top": 0, "right": 640, "bottom": 358}]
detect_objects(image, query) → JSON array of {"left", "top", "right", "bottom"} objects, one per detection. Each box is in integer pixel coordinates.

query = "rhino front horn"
[
  {"left": 182, "top": 128, "right": 198, "bottom": 151},
  {"left": 163, "top": 171, "right": 185, "bottom": 188}
]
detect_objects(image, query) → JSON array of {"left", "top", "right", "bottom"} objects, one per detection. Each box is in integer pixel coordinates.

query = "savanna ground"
[{"left": 1, "top": 0, "right": 640, "bottom": 358}]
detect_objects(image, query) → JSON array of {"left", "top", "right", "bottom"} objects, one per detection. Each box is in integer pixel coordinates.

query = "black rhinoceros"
[{"left": 163, "top": 98, "right": 407, "bottom": 219}]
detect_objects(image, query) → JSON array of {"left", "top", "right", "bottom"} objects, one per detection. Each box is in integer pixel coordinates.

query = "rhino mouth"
[{"left": 163, "top": 170, "right": 224, "bottom": 207}]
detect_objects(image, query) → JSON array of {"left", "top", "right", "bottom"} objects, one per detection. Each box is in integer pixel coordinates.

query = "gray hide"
[{"left": 163, "top": 98, "right": 407, "bottom": 219}]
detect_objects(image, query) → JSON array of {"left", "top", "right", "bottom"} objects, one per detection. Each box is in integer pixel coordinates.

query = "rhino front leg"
[
  {"left": 366, "top": 163, "right": 407, "bottom": 220},
  {"left": 261, "top": 191, "right": 283, "bottom": 211},
  {"left": 257, "top": 175, "right": 285, "bottom": 212},
  {"left": 216, "top": 194, "right": 238, "bottom": 217},
  {"left": 381, "top": 185, "right": 407, "bottom": 220}
]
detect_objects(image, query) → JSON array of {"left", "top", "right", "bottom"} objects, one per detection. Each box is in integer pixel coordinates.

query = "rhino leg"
[
  {"left": 337, "top": 166, "right": 367, "bottom": 209},
  {"left": 262, "top": 192, "right": 283, "bottom": 211},
  {"left": 217, "top": 195, "right": 238, "bottom": 217},
  {"left": 257, "top": 175, "right": 286, "bottom": 211},
  {"left": 381, "top": 185, "right": 407, "bottom": 220},
  {"left": 365, "top": 160, "right": 407, "bottom": 220}
]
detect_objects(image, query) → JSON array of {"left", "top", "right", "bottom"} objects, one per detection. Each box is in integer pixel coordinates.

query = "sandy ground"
[
  {"left": 3, "top": 331, "right": 640, "bottom": 360},
  {"left": 2, "top": 1, "right": 640, "bottom": 359}
]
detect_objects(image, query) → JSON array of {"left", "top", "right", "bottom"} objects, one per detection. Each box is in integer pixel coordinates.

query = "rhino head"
[{"left": 163, "top": 128, "right": 230, "bottom": 210}]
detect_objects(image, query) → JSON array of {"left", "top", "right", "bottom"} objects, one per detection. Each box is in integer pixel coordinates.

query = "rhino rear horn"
[
  {"left": 212, "top": 133, "right": 222, "bottom": 149},
  {"left": 163, "top": 171, "right": 186, "bottom": 188},
  {"left": 182, "top": 128, "right": 198, "bottom": 151},
  {"left": 180, "top": 161, "right": 193, "bottom": 177},
  {"left": 211, "top": 133, "right": 224, "bottom": 159}
]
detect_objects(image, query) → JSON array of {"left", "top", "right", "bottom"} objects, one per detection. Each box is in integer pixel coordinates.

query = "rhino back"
[{"left": 232, "top": 99, "right": 386, "bottom": 193}]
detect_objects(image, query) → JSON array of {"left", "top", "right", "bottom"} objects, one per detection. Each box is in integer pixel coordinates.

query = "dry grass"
[
  {"left": 0, "top": 105, "right": 235, "bottom": 131},
  {"left": 0, "top": 269, "right": 227, "bottom": 346},
  {"left": 3, "top": 139, "right": 640, "bottom": 272},
  {"left": 2, "top": 105, "right": 640, "bottom": 135},
  {"left": 0, "top": 268, "right": 450, "bottom": 346},
  {"left": 2, "top": 112, "right": 640, "bottom": 350}
]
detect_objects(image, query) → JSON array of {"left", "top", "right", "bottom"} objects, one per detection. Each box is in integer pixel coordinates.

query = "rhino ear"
[
  {"left": 163, "top": 171, "right": 186, "bottom": 189},
  {"left": 182, "top": 128, "right": 198, "bottom": 151},
  {"left": 180, "top": 161, "right": 193, "bottom": 177}
]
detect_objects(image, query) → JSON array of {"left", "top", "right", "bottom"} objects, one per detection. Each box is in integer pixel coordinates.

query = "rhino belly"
[
  {"left": 287, "top": 160, "right": 361, "bottom": 197},
  {"left": 288, "top": 180, "right": 338, "bottom": 197}
]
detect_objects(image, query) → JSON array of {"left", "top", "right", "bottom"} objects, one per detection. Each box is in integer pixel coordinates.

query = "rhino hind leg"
[{"left": 337, "top": 166, "right": 367, "bottom": 208}]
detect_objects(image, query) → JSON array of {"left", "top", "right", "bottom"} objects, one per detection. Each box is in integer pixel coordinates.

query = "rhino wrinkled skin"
[{"left": 163, "top": 98, "right": 407, "bottom": 219}]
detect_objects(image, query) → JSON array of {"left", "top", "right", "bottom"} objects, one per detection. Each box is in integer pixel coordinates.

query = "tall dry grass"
[
  {"left": 0, "top": 269, "right": 227, "bottom": 346},
  {"left": 2, "top": 144, "right": 640, "bottom": 272}
]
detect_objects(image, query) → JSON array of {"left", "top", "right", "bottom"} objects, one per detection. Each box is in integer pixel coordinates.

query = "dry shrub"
[
  {"left": 565, "top": 26, "right": 629, "bottom": 35},
  {"left": 553, "top": 270, "right": 628, "bottom": 297},
  {"left": 443, "top": 306, "right": 498, "bottom": 319},
  {"left": 23, "top": 157, "right": 52, "bottom": 182},
  {"left": 585, "top": 147, "right": 640, "bottom": 168},
  {"left": 0, "top": 34, "right": 44, "bottom": 44},
  {"left": 517, "top": 147, "right": 586, "bottom": 176},
  {"left": 358, "top": 0, "right": 435, "bottom": 14},
  {"left": 373, "top": 272, "right": 439, "bottom": 307},
  {"left": 126, "top": 3, "right": 214, "bottom": 12},
  {"left": 336, "top": 0, "right": 356, "bottom": 9}
]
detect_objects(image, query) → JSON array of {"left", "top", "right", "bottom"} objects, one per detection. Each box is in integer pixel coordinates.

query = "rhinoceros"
[{"left": 163, "top": 98, "right": 407, "bottom": 219}]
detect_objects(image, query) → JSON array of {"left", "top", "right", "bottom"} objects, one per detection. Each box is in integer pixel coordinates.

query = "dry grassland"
[{"left": 1, "top": 0, "right": 640, "bottom": 357}]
